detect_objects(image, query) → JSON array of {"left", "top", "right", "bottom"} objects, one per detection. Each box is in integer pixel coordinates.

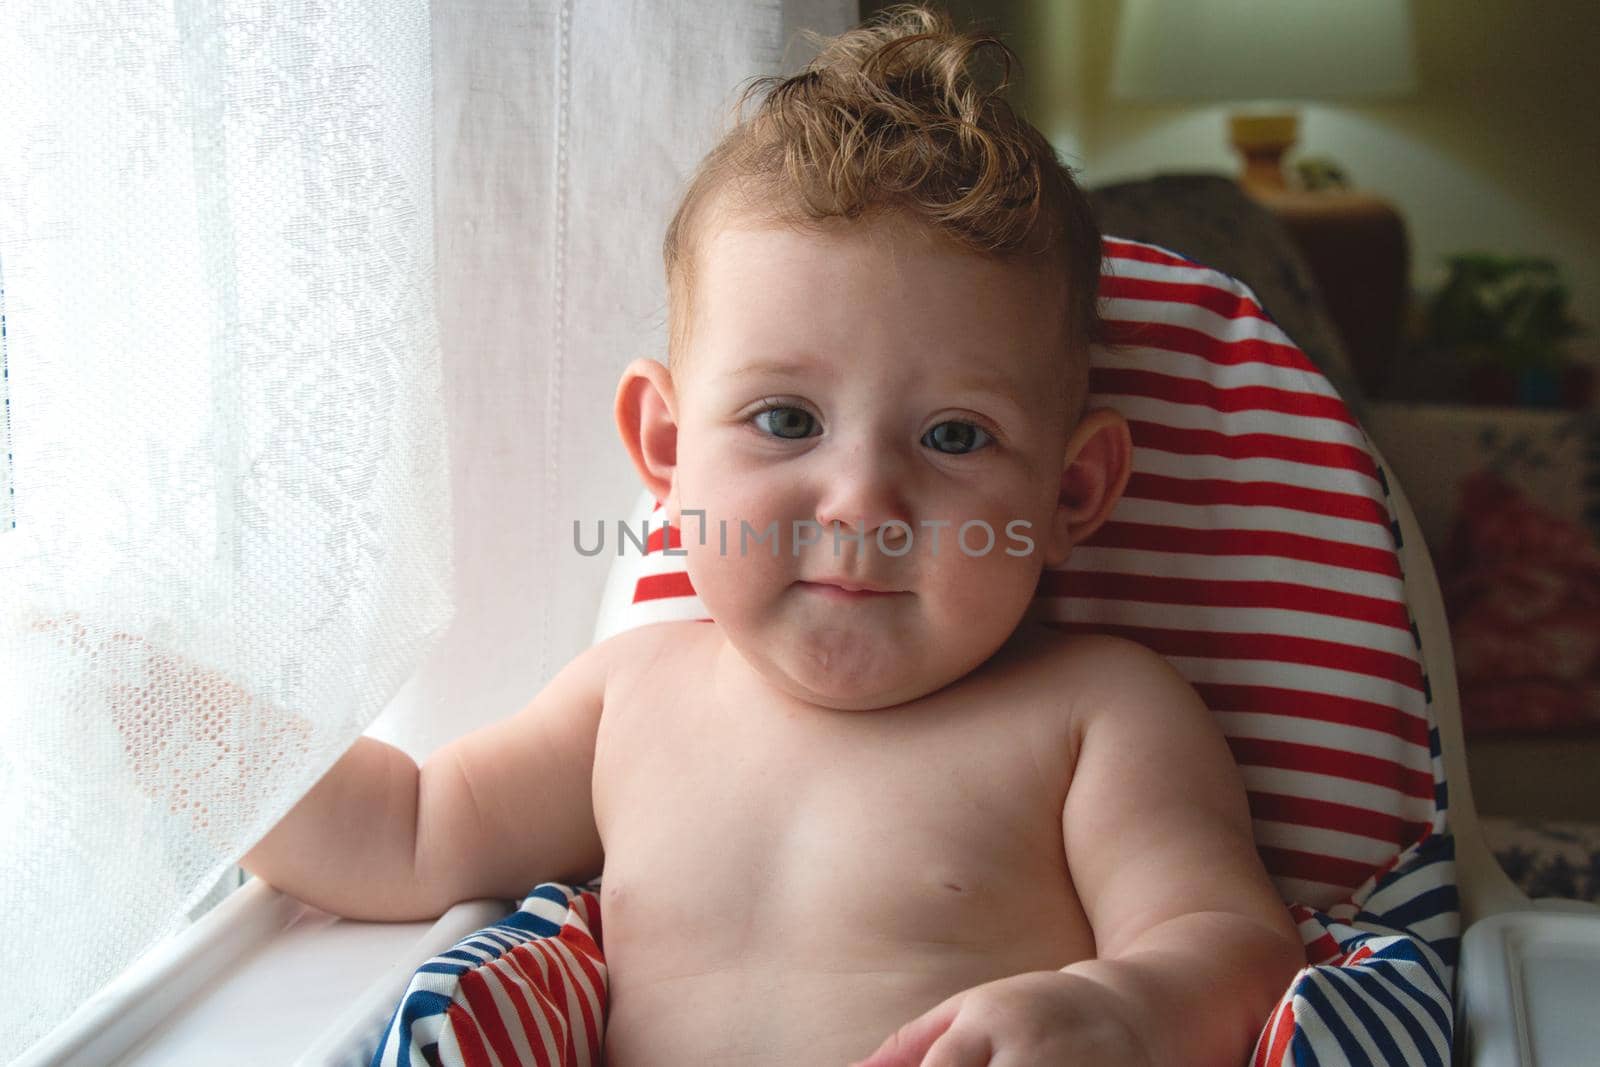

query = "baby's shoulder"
[
  {"left": 592, "top": 617, "right": 718, "bottom": 658},
  {"left": 589, "top": 618, "right": 721, "bottom": 691},
  {"left": 997, "top": 624, "right": 1206, "bottom": 728},
  {"left": 998, "top": 623, "right": 1172, "bottom": 682}
]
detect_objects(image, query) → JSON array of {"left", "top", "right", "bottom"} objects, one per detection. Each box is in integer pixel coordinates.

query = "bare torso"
[{"left": 592, "top": 621, "right": 1097, "bottom": 1066}]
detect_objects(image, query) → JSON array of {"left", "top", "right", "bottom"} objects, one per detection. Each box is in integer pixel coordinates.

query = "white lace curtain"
[
  {"left": 1, "top": 0, "right": 853, "bottom": 1053},
  {"left": 0, "top": 1, "right": 449, "bottom": 1052}
]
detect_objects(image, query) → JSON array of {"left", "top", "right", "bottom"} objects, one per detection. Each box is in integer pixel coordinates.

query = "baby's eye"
[
  {"left": 753, "top": 405, "right": 819, "bottom": 439},
  {"left": 922, "top": 420, "right": 992, "bottom": 455}
]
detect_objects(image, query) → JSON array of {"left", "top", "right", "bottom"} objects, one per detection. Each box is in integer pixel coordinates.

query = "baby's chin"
[
  {"left": 768, "top": 671, "right": 937, "bottom": 712},
  {"left": 729, "top": 634, "right": 976, "bottom": 713}
]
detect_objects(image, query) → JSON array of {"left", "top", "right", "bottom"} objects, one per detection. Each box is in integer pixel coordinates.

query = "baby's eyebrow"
[
  {"left": 725, "top": 360, "right": 1023, "bottom": 390},
  {"left": 721, "top": 357, "right": 817, "bottom": 381},
  {"left": 937, "top": 368, "right": 1037, "bottom": 417},
  {"left": 949, "top": 370, "right": 1025, "bottom": 398},
  {"left": 721, "top": 360, "right": 1033, "bottom": 414}
]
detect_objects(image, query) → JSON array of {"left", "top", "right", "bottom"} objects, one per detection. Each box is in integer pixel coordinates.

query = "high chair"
[{"left": 19, "top": 238, "right": 1599, "bottom": 1067}]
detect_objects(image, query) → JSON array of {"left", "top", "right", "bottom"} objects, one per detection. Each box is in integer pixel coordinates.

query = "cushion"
[
  {"left": 380, "top": 237, "right": 1458, "bottom": 1067},
  {"left": 373, "top": 883, "right": 605, "bottom": 1067},
  {"left": 1087, "top": 175, "right": 1360, "bottom": 402}
]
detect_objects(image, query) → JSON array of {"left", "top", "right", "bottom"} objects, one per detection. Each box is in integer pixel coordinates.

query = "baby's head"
[
  {"left": 663, "top": 4, "right": 1102, "bottom": 399},
  {"left": 617, "top": 5, "right": 1130, "bottom": 710}
]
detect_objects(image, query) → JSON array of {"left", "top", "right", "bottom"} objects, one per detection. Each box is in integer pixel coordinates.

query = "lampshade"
[{"left": 1111, "top": 0, "right": 1416, "bottom": 103}]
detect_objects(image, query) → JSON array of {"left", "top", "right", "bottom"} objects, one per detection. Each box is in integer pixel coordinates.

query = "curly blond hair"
[{"left": 663, "top": 4, "right": 1101, "bottom": 389}]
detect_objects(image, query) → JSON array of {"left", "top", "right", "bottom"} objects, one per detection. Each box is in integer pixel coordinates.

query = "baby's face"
[{"left": 669, "top": 215, "right": 1082, "bottom": 710}]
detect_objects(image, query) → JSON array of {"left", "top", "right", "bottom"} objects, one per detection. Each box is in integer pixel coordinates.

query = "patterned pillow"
[{"left": 378, "top": 238, "right": 1458, "bottom": 1067}]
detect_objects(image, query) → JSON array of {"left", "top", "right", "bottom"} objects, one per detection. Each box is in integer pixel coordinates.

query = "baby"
[{"left": 244, "top": 8, "right": 1303, "bottom": 1065}]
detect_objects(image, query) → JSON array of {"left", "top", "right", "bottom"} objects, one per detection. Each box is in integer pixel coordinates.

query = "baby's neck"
[{"left": 707, "top": 617, "right": 1042, "bottom": 718}]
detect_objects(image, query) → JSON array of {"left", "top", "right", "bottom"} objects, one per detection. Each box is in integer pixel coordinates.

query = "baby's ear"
[
  {"left": 614, "top": 358, "right": 680, "bottom": 512},
  {"left": 1043, "top": 408, "right": 1133, "bottom": 567}
]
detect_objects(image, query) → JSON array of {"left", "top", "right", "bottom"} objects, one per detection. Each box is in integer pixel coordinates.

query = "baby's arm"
[
  {"left": 242, "top": 639, "right": 609, "bottom": 922},
  {"left": 1050, "top": 637, "right": 1304, "bottom": 1062}
]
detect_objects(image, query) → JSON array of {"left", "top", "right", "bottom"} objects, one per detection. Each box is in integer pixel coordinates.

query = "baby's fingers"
[
  {"left": 849, "top": 994, "right": 964, "bottom": 1067},
  {"left": 918, "top": 1025, "right": 993, "bottom": 1067}
]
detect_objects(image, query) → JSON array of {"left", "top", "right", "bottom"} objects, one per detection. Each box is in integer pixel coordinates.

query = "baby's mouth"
[{"left": 796, "top": 579, "right": 906, "bottom": 599}]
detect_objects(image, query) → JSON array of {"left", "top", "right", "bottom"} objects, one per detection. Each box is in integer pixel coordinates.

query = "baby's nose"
[{"left": 812, "top": 447, "right": 913, "bottom": 543}]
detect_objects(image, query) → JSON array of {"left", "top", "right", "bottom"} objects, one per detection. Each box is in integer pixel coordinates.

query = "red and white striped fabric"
[
  {"left": 379, "top": 237, "right": 1456, "bottom": 1066},
  {"left": 1061, "top": 239, "right": 1441, "bottom": 912},
  {"left": 373, "top": 883, "right": 606, "bottom": 1067}
]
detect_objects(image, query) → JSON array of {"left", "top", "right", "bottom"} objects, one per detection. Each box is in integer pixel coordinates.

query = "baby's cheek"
[
  {"left": 684, "top": 534, "right": 785, "bottom": 621},
  {"left": 942, "top": 545, "right": 1041, "bottom": 630}
]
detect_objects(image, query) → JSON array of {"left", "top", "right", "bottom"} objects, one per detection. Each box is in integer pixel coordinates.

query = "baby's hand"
[{"left": 851, "top": 970, "right": 1153, "bottom": 1067}]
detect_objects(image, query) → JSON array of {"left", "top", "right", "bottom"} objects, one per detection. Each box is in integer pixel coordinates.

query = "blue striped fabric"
[
  {"left": 1255, "top": 836, "right": 1456, "bottom": 1064},
  {"left": 372, "top": 882, "right": 606, "bottom": 1067},
  {"left": 1251, "top": 465, "right": 1457, "bottom": 1066}
]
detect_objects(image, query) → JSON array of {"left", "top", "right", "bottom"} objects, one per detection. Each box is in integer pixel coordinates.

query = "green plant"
[
  {"left": 1294, "top": 157, "right": 1349, "bottom": 192},
  {"left": 1423, "top": 254, "right": 1581, "bottom": 371}
]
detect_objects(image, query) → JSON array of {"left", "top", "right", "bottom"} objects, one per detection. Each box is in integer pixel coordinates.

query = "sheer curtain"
[
  {"left": 0, "top": 0, "right": 854, "bottom": 1053},
  {"left": 0, "top": 1, "right": 446, "bottom": 1051}
]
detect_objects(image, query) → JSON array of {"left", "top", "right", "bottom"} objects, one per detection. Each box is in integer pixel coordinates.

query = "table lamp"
[
  {"left": 1109, "top": 0, "right": 1418, "bottom": 397},
  {"left": 1110, "top": 0, "right": 1416, "bottom": 193}
]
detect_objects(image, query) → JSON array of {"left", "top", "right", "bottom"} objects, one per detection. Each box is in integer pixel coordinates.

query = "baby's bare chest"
[{"left": 591, "top": 672, "right": 1091, "bottom": 969}]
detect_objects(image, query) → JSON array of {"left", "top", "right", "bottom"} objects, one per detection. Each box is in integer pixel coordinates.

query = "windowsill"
[{"left": 19, "top": 879, "right": 512, "bottom": 1067}]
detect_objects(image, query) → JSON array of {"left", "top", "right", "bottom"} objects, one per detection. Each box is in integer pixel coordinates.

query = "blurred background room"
[{"left": 862, "top": 0, "right": 1600, "bottom": 897}]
